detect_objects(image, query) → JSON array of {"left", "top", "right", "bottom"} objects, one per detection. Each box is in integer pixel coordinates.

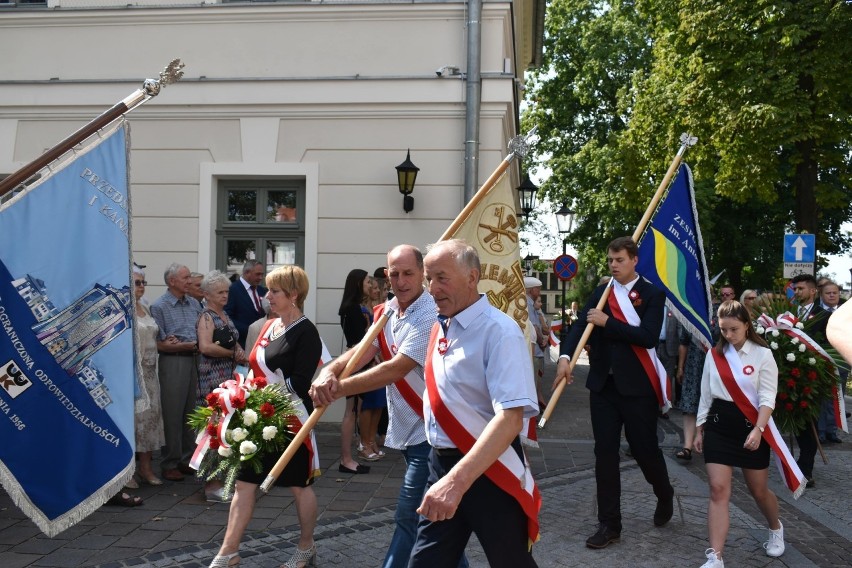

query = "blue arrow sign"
[{"left": 783, "top": 234, "right": 815, "bottom": 263}]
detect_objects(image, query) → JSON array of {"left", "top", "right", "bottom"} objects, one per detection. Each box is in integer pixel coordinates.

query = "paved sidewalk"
[{"left": 2, "top": 353, "right": 851, "bottom": 567}]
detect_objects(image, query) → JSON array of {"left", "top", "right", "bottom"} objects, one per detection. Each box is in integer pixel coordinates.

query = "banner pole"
[
  {"left": 538, "top": 133, "right": 697, "bottom": 428},
  {"left": 259, "top": 309, "right": 393, "bottom": 492},
  {"left": 0, "top": 59, "right": 184, "bottom": 198},
  {"left": 440, "top": 126, "right": 537, "bottom": 240}
]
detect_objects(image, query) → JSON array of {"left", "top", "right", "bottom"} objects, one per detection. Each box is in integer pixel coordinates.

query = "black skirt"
[
  {"left": 703, "top": 399, "right": 770, "bottom": 470},
  {"left": 237, "top": 443, "right": 315, "bottom": 488}
]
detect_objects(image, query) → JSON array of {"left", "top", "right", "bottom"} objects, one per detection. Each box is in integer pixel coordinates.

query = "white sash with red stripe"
[
  {"left": 608, "top": 282, "right": 672, "bottom": 411},
  {"left": 374, "top": 302, "right": 424, "bottom": 419},
  {"left": 424, "top": 325, "right": 541, "bottom": 547},
  {"left": 710, "top": 346, "right": 806, "bottom": 498},
  {"left": 757, "top": 312, "right": 848, "bottom": 433},
  {"left": 251, "top": 318, "right": 321, "bottom": 484}
]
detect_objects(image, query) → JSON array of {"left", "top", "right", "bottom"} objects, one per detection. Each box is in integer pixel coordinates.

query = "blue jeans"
[{"left": 383, "top": 442, "right": 468, "bottom": 568}]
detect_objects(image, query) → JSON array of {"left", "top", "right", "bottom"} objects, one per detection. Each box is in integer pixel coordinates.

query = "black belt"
[
  {"left": 433, "top": 447, "right": 463, "bottom": 457},
  {"left": 158, "top": 351, "right": 195, "bottom": 357}
]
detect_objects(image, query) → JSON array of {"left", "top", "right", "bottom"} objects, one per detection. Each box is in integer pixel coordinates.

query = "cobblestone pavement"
[{"left": 2, "top": 354, "right": 850, "bottom": 567}]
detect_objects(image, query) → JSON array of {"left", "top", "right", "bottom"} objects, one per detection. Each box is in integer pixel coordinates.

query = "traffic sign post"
[{"left": 783, "top": 234, "right": 815, "bottom": 278}]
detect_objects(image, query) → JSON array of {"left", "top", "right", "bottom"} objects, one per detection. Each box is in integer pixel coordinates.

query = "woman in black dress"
[
  {"left": 209, "top": 265, "right": 321, "bottom": 568},
  {"left": 694, "top": 301, "right": 784, "bottom": 568}
]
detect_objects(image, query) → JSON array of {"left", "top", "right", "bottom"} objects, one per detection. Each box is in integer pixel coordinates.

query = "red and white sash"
[
  {"left": 710, "top": 346, "right": 806, "bottom": 498},
  {"left": 251, "top": 318, "right": 321, "bottom": 484},
  {"left": 424, "top": 324, "right": 541, "bottom": 547},
  {"left": 374, "top": 303, "right": 424, "bottom": 418},
  {"left": 757, "top": 312, "right": 848, "bottom": 433},
  {"left": 608, "top": 283, "right": 672, "bottom": 411}
]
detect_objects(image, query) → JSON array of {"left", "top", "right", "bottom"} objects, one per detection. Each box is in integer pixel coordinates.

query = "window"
[{"left": 216, "top": 180, "right": 305, "bottom": 275}]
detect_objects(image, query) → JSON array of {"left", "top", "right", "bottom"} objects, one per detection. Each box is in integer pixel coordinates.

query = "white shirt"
[
  {"left": 696, "top": 339, "right": 778, "bottom": 426},
  {"left": 424, "top": 294, "right": 538, "bottom": 448}
]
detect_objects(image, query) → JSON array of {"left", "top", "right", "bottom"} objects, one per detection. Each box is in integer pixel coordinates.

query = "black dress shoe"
[
  {"left": 825, "top": 434, "right": 843, "bottom": 444},
  {"left": 338, "top": 463, "right": 370, "bottom": 474},
  {"left": 585, "top": 523, "right": 621, "bottom": 549},
  {"left": 654, "top": 493, "right": 674, "bottom": 527},
  {"left": 805, "top": 477, "right": 815, "bottom": 488}
]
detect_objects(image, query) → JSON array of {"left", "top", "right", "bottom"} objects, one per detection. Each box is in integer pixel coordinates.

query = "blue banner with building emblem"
[{"left": 0, "top": 121, "right": 135, "bottom": 536}]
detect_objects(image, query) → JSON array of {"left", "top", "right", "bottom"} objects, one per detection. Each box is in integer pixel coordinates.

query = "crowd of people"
[{"left": 112, "top": 238, "right": 849, "bottom": 568}]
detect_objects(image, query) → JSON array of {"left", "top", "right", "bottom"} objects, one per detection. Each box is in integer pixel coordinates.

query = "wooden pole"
[
  {"left": 538, "top": 135, "right": 695, "bottom": 428},
  {"left": 259, "top": 309, "right": 392, "bottom": 492},
  {"left": 0, "top": 59, "right": 184, "bottom": 198}
]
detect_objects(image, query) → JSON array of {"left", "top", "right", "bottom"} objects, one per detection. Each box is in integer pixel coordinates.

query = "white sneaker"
[
  {"left": 764, "top": 521, "right": 785, "bottom": 557},
  {"left": 700, "top": 548, "right": 724, "bottom": 568}
]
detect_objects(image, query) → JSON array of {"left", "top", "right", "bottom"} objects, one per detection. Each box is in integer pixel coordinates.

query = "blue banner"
[
  {"left": 637, "top": 163, "right": 714, "bottom": 349},
  {"left": 0, "top": 122, "right": 135, "bottom": 536}
]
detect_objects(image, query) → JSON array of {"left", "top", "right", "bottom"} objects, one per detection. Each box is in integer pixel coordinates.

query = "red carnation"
[
  {"left": 206, "top": 392, "right": 219, "bottom": 409},
  {"left": 209, "top": 438, "right": 220, "bottom": 449},
  {"left": 230, "top": 389, "right": 247, "bottom": 409},
  {"left": 790, "top": 367, "right": 801, "bottom": 378},
  {"left": 786, "top": 379, "right": 797, "bottom": 388},
  {"left": 778, "top": 392, "right": 788, "bottom": 401},
  {"left": 807, "top": 370, "right": 817, "bottom": 381},
  {"left": 800, "top": 401, "right": 809, "bottom": 409},
  {"left": 260, "top": 402, "right": 275, "bottom": 418},
  {"left": 803, "top": 386, "right": 812, "bottom": 396},
  {"left": 206, "top": 423, "right": 217, "bottom": 436},
  {"left": 785, "top": 403, "right": 794, "bottom": 411},
  {"left": 252, "top": 376, "right": 268, "bottom": 390}
]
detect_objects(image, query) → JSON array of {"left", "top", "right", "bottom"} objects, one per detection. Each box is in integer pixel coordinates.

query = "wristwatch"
[{"left": 757, "top": 425, "right": 765, "bottom": 433}]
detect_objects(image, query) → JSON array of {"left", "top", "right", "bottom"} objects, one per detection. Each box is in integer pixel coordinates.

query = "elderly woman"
[
  {"left": 209, "top": 265, "right": 322, "bottom": 568},
  {"left": 133, "top": 266, "right": 166, "bottom": 486},
  {"left": 694, "top": 301, "right": 784, "bottom": 567},
  {"left": 196, "top": 270, "right": 246, "bottom": 405}
]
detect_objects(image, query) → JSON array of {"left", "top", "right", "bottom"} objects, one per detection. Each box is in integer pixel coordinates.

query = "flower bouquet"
[
  {"left": 754, "top": 303, "right": 838, "bottom": 436},
  {"left": 187, "top": 373, "right": 297, "bottom": 498}
]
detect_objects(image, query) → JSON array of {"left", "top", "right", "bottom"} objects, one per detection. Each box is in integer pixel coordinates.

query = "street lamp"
[
  {"left": 524, "top": 254, "right": 539, "bottom": 275},
  {"left": 555, "top": 202, "right": 575, "bottom": 342},
  {"left": 517, "top": 175, "right": 539, "bottom": 220},
  {"left": 396, "top": 149, "right": 419, "bottom": 213}
]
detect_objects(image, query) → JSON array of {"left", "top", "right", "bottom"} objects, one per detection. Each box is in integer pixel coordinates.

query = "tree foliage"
[{"left": 523, "top": 0, "right": 852, "bottom": 290}]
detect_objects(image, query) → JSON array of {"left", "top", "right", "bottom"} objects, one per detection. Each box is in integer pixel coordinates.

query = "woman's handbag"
[{"left": 212, "top": 325, "right": 236, "bottom": 349}]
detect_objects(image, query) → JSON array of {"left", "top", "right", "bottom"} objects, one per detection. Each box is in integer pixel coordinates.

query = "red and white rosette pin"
[
  {"left": 391, "top": 344, "right": 398, "bottom": 355},
  {"left": 743, "top": 365, "right": 754, "bottom": 376},
  {"left": 628, "top": 290, "right": 639, "bottom": 301},
  {"left": 437, "top": 338, "right": 449, "bottom": 356}
]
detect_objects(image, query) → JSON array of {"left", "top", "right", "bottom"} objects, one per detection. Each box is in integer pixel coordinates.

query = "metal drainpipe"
[{"left": 463, "top": 0, "right": 482, "bottom": 204}]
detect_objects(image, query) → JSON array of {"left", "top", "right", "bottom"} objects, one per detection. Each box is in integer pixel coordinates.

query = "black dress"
[{"left": 238, "top": 316, "right": 322, "bottom": 488}]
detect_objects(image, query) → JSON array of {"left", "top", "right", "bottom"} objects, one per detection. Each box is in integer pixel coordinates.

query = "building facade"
[{"left": 1, "top": 0, "right": 543, "bottom": 418}]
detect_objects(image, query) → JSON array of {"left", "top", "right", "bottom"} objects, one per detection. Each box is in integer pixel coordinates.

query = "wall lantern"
[
  {"left": 517, "top": 175, "right": 539, "bottom": 220},
  {"left": 396, "top": 149, "right": 420, "bottom": 213}
]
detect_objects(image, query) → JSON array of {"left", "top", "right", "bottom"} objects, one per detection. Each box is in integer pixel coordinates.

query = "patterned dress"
[
  {"left": 134, "top": 305, "right": 165, "bottom": 452},
  {"left": 196, "top": 309, "right": 239, "bottom": 405},
  {"left": 676, "top": 328, "right": 704, "bottom": 415}
]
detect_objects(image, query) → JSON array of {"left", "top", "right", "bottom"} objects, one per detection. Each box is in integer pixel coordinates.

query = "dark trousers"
[
  {"left": 590, "top": 378, "right": 673, "bottom": 529},
  {"left": 796, "top": 426, "right": 817, "bottom": 478},
  {"left": 408, "top": 450, "right": 537, "bottom": 568}
]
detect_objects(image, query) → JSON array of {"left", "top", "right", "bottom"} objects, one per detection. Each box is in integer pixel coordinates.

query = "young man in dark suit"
[
  {"left": 224, "top": 259, "right": 267, "bottom": 348},
  {"left": 555, "top": 236, "right": 674, "bottom": 549}
]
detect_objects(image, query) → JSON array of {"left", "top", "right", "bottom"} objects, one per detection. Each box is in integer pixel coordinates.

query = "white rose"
[
  {"left": 262, "top": 425, "right": 278, "bottom": 440},
  {"left": 808, "top": 357, "right": 816, "bottom": 365},
  {"left": 798, "top": 344, "right": 806, "bottom": 352},
  {"left": 772, "top": 330, "right": 780, "bottom": 337},
  {"left": 770, "top": 342, "right": 779, "bottom": 350},
  {"left": 786, "top": 353, "right": 796, "bottom": 362},
  {"left": 791, "top": 337, "right": 799, "bottom": 345},
  {"left": 242, "top": 409, "right": 258, "bottom": 426},
  {"left": 231, "top": 427, "right": 248, "bottom": 442},
  {"left": 795, "top": 322, "right": 804, "bottom": 329},
  {"left": 239, "top": 440, "right": 257, "bottom": 455},
  {"left": 756, "top": 325, "right": 765, "bottom": 335},
  {"left": 218, "top": 446, "right": 232, "bottom": 457}
]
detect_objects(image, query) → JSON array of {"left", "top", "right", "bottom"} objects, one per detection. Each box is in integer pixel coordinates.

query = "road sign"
[
  {"left": 783, "top": 263, "right": 815, "bottom": 278},
  {"left": 553, "top": 254, "right": 578, "bottom": 282},
  {"left": 783, "top": 234, "right": 815, "bottom": 263}
]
